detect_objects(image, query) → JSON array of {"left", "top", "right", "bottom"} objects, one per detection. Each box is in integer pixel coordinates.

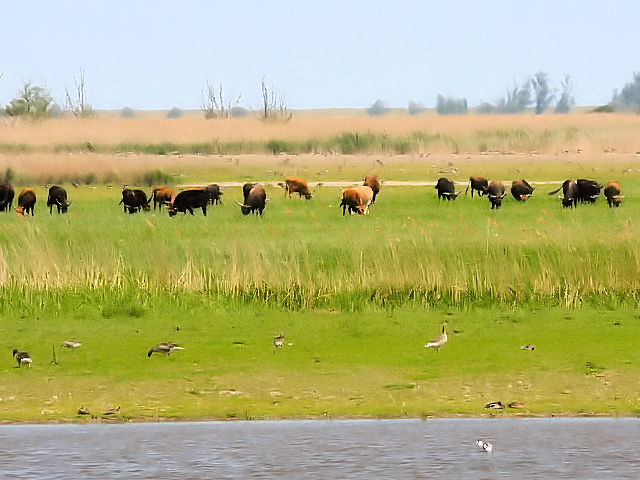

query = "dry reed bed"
[{"left": 1, "top": 113, "right": 640, "bottom": 155}]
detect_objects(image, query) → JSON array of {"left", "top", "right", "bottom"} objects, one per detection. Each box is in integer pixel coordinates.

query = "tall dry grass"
[{"left": 1, "top": 112, "right": 640, "bottom": 154}]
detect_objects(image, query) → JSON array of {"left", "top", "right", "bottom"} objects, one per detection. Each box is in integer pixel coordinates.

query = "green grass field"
[{"left": 1, "top": 169, "right": 639, "bottom": 422}]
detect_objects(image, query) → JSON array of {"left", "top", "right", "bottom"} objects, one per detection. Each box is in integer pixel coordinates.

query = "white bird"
[
  {"left": 61, "top": 340, "right": 81, "bottom": 349},
  {"left": 477, "top": 440, "right": 493, "bottom": 453},
  {"left": 425, "top": 323, "right": 448, "bottom": 351},
  {"left": 273, "top": 334, "right": 285, "bottom": 352}
]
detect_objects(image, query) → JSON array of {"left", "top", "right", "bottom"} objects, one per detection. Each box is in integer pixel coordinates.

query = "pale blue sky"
[{"left": 1, "top": 1, "right": 638, "bottom": 110}]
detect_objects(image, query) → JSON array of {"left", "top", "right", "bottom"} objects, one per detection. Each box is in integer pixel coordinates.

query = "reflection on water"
[{"left": 0, "top": 418, "right": 639, "bottom": 479}]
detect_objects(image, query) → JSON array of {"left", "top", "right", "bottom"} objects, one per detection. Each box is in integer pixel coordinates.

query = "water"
[{"left": 0, "top": 418, "right": 638, "bottom": 479}]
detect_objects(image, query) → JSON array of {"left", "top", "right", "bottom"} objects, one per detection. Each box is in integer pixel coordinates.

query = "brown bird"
[
  {"left": 424, "top": 323, "right": 448, "bottom": 351},
  {"left": 485, "top": 401, "right": 505, "bottom": 409},
  {"left": 273, "top": 334, "right": 285, "bottom": 352},
  {"left": 61, "top": 340, "right": 82, "bottom": 349},
  {"left": 77, "top": 406, "right": 91, "bottom": 415},
  {"left": 102, "top": 406, "right": 120, "bottom": 415},
  {"left": 508, "top": 402, "right": 525, "bottom": 409},
  {"left": 147, "top": 342, "right": 184, "bottom": 357}
]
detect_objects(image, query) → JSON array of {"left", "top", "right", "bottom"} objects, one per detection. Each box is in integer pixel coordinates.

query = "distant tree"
[
  {"left": 202, "top": 81, "right": 241, "bottom": 119},
  {"left": 260, "top": 77, "right": 290, "bottom": 120},
  {"left": 367, "top": 99, "right": 387, "bottom": 116},
  {"left": 230, "top": 106, "right": 250, "bottom": 118},
  {"left": 408, "top": 101, "right": 425, "bottom": 115},
  {"left": 167, "top": 107, "right": 183, "bottom": 119},
  {"left": 120, "top": 106, "right": 135, "bottom": 118},
  {"left": 5, "top": 82, "right": 53, "bottom": 118},
  {"left": 531, "top": 71, "right": 554, "bottom": 114},
  {"left": 611, "top": 71, "right": 640, "bottom": 111},
  {"left": 497, "top": 81, "right": 532, "bottom": 113},
  {"left": 555, "top": 74, "right": 575, "bottom": 113},
  {"left": 65, "top": 69, "right": 94, "bottom": 118},
  {"left": 49, "top": 102, "right": 64, "bottom": 118},
  {"left": 436, "top": 94, "right": 468, "bottom": 115},
  {"left": 476, "top": 101, "right": 497, "bottom": 114}
]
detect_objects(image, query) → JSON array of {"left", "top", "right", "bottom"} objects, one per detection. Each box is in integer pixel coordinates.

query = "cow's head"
[
  {"left": 488, "top": 192, "right": 506, "bottom": 207},
  {"left": 56, "top": 199, "right": 71, "bottom": 213},
  {"left": 15, "top": 206, "right": 27, "bottom": 216},
  {"left": 611, "top": 195, "right": 624, "bottom": 207},
  {"left": 235, "top": 201, "right": 252, "bottom": 215}
]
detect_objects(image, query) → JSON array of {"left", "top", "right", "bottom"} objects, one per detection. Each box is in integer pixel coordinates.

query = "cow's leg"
[
  {"left": 202, "top": 205, "right": 207, "bottom": 216},
  {"left": 187, "top": 207, "right": 194, "bottom": 215}
]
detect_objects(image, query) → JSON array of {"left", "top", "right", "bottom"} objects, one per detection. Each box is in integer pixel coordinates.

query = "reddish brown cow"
[
  {"left": 16, "top": 188, "right": 36, "bottom": 216},
  {"left": 511, "top": 179, "right": 535, "bottom": 201},
  {"left": 603, "top": 181, "right": 623, "bottom": 208},
  {"left": 284, "top": 177, "right": 312, "bottom": 199},
  {"left": 363, "top": 175, "right": 381, "bottom": 203},
  {"left": 152, "top": 185, "right": 175, "bottom": 210},
  {"left": 339, "top": 186, "right": 373, "bottom": 215}
]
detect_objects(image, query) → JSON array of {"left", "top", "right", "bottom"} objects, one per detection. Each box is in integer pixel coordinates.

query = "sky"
[{"left": 1, "top": 0, "right": 639, "bottom": 110}]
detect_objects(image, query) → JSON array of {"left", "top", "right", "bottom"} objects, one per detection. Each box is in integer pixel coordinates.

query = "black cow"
[
  {"left": 435, "top": 177, "right": 459, "bottom": 201},
  {"left": 511, "top": 179, "right": 535, "bottom": 201},
  {"left": 576, "top": 179, "right": 602, "bottom": 203},
  {"left": 487, "top": 181, "right": 506, "bottom": 209},
  {"left": 0, "top": 183, "right": 14, "bottom": 212},
  {"left": 236, "top": 185, "right": 266, "bottom": 215},
  {"left": 119, "top": 188, "right": 152, "bottom": 214},
  {"left": 465, "top": 176, "right": 489, "bottom": 197},
  {"left": 242, "top": 183, "right": 257, "bottom": 204},
  {"left": 205, "top": 184, "right": 223, "bottom": 205},
  {"left": 47, "top": 186, "right": 71, "bottom": 214},
  {"left": 167, "top": 189, "right": 209, "bottom": 216}
]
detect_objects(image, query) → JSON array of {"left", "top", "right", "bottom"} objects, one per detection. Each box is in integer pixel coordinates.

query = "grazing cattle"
[
  {"left": 16, "top": 188, "right": 36, "bottom": 216},
  {"left": 510, "top": 179, "right": 535, "bottom": 201},
  {"left": 167, "top": 188, "right": 209, "bottom": 216},
  {"left": 0, "top": 183, "right": 15, "bottom": 212},
  {"left": 486, "top": 181, "right": 506, "bottom": 209},
  {"left": 339, "top": 186, "right": 373, "bottom": 215},
  {"left": 465, "top": 176, "right": 489, "bottom": 197},
  {"left": 236, "top": 185, "right": 267, "bottom": 215},
  {"left": 152, "top": 185, "right": 175, "bottom": 210},
  {"left": 435, "top": 177, "right": 459, "bottom": 201},
  {"left": 47, "top": 186, "right": 71, "bottom": 214},
  {"left": 604, "top": 181, "right": 623, "bottom": 208},
  {"left": 204, "top": 184, "right": 223, "bottom": 205},
  {"left": 363, "top": 175, "right": 381, "bottom": 203},
  {"left": 119, "top": 188, "right": 152, "bottom": 214},
  {"left": 576, "top": 178, "right": 602, "bottom": 203},
  {"left": 284, "top": 177, "right": 313, "bottom": 200}
]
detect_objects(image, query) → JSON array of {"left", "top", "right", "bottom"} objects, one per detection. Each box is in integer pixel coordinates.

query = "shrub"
[
  {"left": 367, "top": 99, "right": 387, "bottom": 116},
  {"left": 167, "top": 107, "right": 183, "bottom": 119},
  {"left": 407, "top": 101, "right": 425, "bottom": 115},
  {"left": 120, "top": 106, "right": 135, "bottom": 118},
  {"left": 436, "top": 94, "right": 468, "bottom": 115}
]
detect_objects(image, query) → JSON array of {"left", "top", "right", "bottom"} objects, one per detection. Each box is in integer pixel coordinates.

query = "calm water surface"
[{"left": 0, "top": 418, "right": 638, "bottom": 479}]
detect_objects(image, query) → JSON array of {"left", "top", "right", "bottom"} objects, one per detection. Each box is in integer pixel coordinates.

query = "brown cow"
[
  {"left": 363, "top": 175, "right": 381, "bottom": 203},
  {"left": 511, "top": 179, "right": 535, "bottom": 201},
  {"left": 604, "top": 181, "right": 623, "bottom": 208},
  {"left": 284, "top": 177, "right": 312, "bottom": 199},
  {"left": 339, "top": 186, "right": 373, "bottom": 215},
  {"left": 465, "top": 176, "right": 489, "bottom": 197},
  {"left": 0, "top": 183, "right": 15, "bottom": 212},
  {"left": 152, "top": 185, "right": 175, "bottom": 210},
  {"left": 16, "top": 188, "right": 36, "bottom": 216},
  {"left": 236, "top": 185, "right": 267, "bottom": 215}
]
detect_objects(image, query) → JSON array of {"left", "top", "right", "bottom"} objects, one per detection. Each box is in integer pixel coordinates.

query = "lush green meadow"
[{"left": 1, "top": 165, "right": 640, "bottom": 421}]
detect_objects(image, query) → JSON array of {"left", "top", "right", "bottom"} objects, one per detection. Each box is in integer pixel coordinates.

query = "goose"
[
  {"left": 425, "top": 323, "right": 448, "bottom": 351},
  {"left": 147, "top": 342, "right": 184, "bottom": 357},
  {"left": 77, "top": 406, "right": 91, "bottom": 415},
  {"left": 61, "top": 340, "right": 81, "bottom": 349},
  {"left": 102, "top": 406, "right": 120, "bottom": 415},
  {"left": 508, "top": 402, "right": 524, "bottom": 409},
  {"left": 476, "top": 440, "right": 493, "bottom": 453},
  {"left": 520, "top": 344, "right": 536, "bottom": 351},
  {"left": 273, "top": 334, "right": 285, "bottom": 351},
  {"left": 484, "top": 401, "right": 505, "bottom": 409},
  {"left": 12, "top": 349, "right": 32, "bottom": 367}
]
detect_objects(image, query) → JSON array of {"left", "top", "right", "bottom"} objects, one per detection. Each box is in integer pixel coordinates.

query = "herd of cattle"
[{"left": 0, "top": 174, "right": 624, "bottom": 217}]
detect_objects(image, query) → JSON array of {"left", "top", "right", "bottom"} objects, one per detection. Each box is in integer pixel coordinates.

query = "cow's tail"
[
  {"left": 464, "top": 184, "right": 470, "bottom": 195},
  {"left": 548, "top": 186, "right": 562, "bottom": 195}
]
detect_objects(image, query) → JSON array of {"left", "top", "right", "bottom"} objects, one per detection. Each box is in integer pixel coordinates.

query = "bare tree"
[
  {"left": 260, "top": 77, "right": 291, "bottom": 120},
  {"left": 202, "top": 81, "right": 241, "bottom": 119},
  {"left": 555, "top": 74, "right": 575, "bottom": 113},
  {"left": 65, "top": 69, "right": 94, "bottom": 118},
  {"left": 531, "top": 71, "right": 554, "bottom": 114}
]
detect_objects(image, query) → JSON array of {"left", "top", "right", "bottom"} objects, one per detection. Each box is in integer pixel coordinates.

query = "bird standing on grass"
[
  {"left": 425, "top": 323, "right": 448, "bottom": 351},
  {"left": 147, "top": 343, "right": 184, "bottom": 357},
  {"left": 102, "top": 406, "right": 120, "bottom": 416},
  {"left": 61, "top": 340, "right": 81, "bottom": 349},
  {"left": 273, "top": 334, "right": 285, "bottom": 353},
  {"left": 12, "top": 349, "right": 32, "bottom": 367}
]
